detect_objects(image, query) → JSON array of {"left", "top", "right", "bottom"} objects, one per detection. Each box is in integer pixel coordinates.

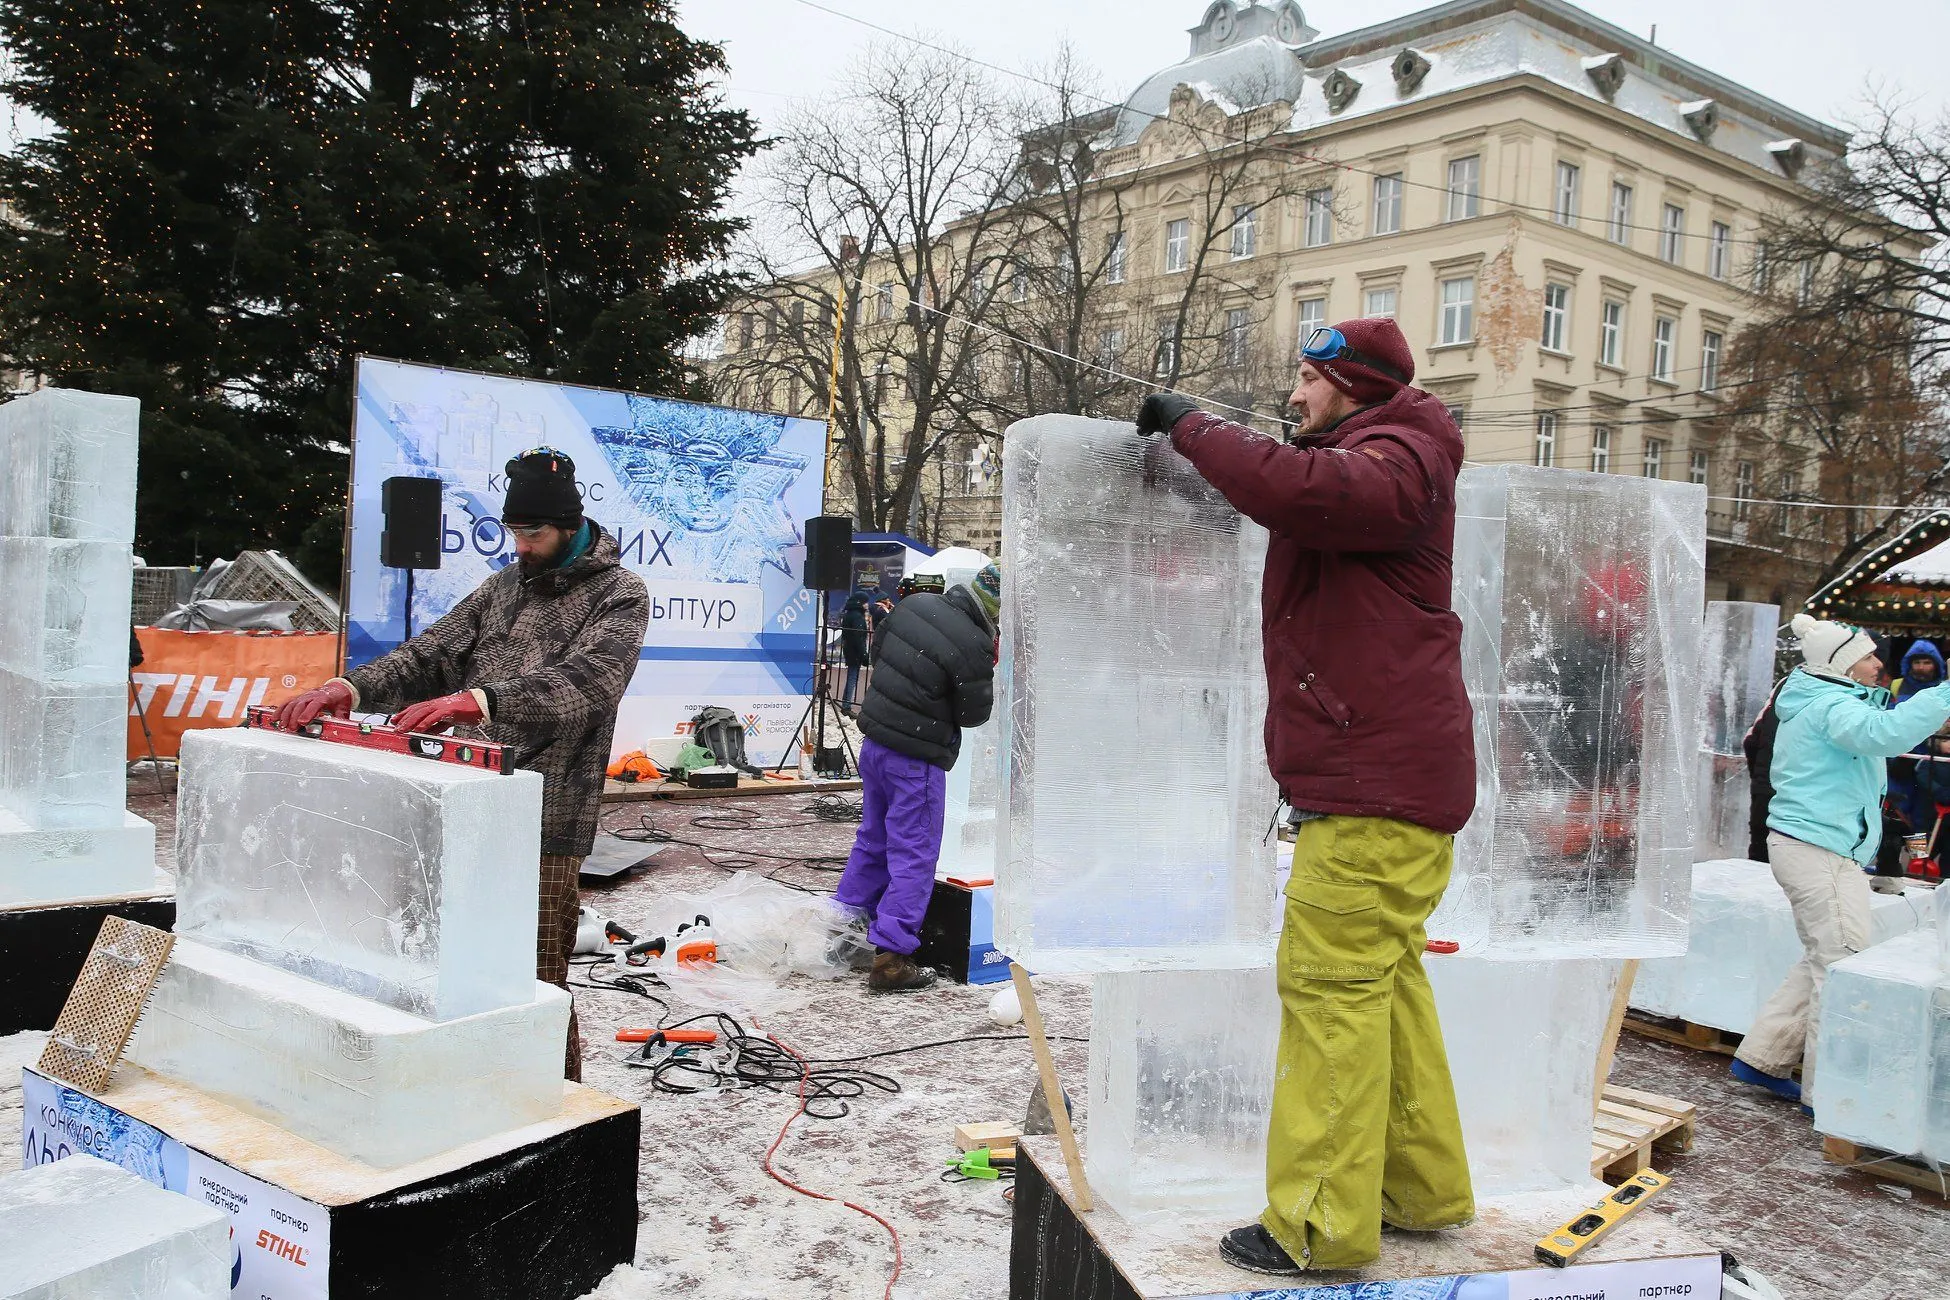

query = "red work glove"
[
  {"left": 276, "top": 680, "right": 353, "bottom": 730},
  {"left": 392, "top": 691, "right": 485, "bottom": 734}
]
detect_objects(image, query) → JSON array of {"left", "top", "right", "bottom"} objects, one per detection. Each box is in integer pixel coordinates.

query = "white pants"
[{"left": 1734, "top": 832, "right": 1872, "bottom": 1093}]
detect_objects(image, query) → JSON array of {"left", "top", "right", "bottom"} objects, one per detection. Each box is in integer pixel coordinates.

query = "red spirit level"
[{"left": 244, "top": 705, "right": 513, "bottom": 774}]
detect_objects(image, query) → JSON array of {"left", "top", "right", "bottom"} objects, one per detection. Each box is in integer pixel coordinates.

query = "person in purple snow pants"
[{"left": 835, "top": 562, "right": 1000, "bottom": 991}]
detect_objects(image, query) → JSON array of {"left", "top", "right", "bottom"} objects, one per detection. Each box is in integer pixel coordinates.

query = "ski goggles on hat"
[
  {"left": 1301, "top": 326, "right": 1408, "bottom": 383},
  {"left": 506, "top": 445, "right": 576, "bottom": 473}
]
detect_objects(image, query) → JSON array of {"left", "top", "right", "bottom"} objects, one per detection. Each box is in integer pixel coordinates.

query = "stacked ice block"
[
  {"left": 1694, "top": 602, "right": 1779, "bottom": 862},
  {"left": 0, "top": 389, "right": 157, "bottom": 905},
  {"left": 1433, "top": 465, "right": 1706, "bottom": 958},
  {"left": 993, "top": 416, "right": 1277, "bottom": 971},
  {"left": 1631, "top": 860, "right": 1927, "bottom": 1032},
  {"left": 1, "top": 1153, "right": 229, "bottom": 1299},
  {"left": 127, "top": 726, "right": 566, "bottom": 1167},
  {"left": 1812, "top": 928, "right": 1948, "bottom": 1163},
  {"left": 938, "top": 719, "right": 1001, "bottom": 881}
]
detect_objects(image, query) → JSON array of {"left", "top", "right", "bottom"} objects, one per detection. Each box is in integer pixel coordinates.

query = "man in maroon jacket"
[{"left": 1136, "top": 316, "right": 1475, "bottom": 1275}]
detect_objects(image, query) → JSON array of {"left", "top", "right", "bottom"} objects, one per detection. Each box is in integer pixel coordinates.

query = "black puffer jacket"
[{"left": 857, "top": 585, "right": 995, "bottom": 769}]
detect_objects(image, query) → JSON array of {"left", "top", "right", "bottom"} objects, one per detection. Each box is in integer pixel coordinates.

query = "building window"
[
  {"left": 736, "top": 313, "right": 754, "bottom": 350},
  {"left": 1798, "top": 259, "right": 1817, "bottom": 305},
  {"left": 1554, "top": 162, "right": 1580, "bottom": 225},
  {"left": 1591, "top": 424, "right": 1611, "bottom": 473},
  {"left": 1106, "top": 233, "right": 1127, "bottom": 285},
  {"left": 1701, "top": 330, "right": 1723, "bottom": 392},
  {"left": 1689, "top": 450, "right": 1709, "bottom": 486},
  {"left": 1534, "top": 412, "right": 1558, "bottom": 467},
  {"left": 1439, "top": 276, "right": 1475, "bottom": 344},
  {"left": 1751, "top": 243, "right": 1773, "bottom": 294},
  {"left": 1708, "top": 222, "right": 1731, "bottom": 280},
  {"left": 1154, "top": 321, "right": 1178, "bottom": 377},
  {"left": 1010, "top": 265, "right": 1029, "bottom": 302},
  {"left": 1296, "top": 296, "right": 1327, "bottom": 351},
  {"left": 1446, "top": 404, "right": 1467, "bottom": 430},
  {"left": 1541, "top": 283, "right": 1570, "bottom": 353},
  {"left": 1164, "top": 219, "right": 1189, "bottom": 273},
  {"left": 875, "top": 283, "right": 895, "bottom": 322},
  {"left": 1304, "top": 188, "right": 1334, "bottom": 247},
  {"left": 1364, "top": 287, "right": 1398, "bottom": 318},
  {"left": 1224, "top": 308, "right": 1251, "bottom": 367},
  {"left": 1608, "top": 182, "right": 1633, "bottom": 243},
  {"left": 1643, "top": 437, "right": 1665, "bottom": 479},
  {"left": 1660, "top": 203, "right": 1685, "bottom": 263},
  {"left": 1230, "top": 206, "right": 1257, "bottom": 259},
  {"left": 1734, "top": 460, "right": 1755, "bottom": 520},
  {"left": 1446, "top": 156, "right": 1480, "bottom": 222},
  {"left": 1600, "top": 299, "right": 1624, "bottom": 367},
  {"left": 1095, "top": 327, "right": 1124, "bottom": 368},
  {"left": 1652, "top": 316, "right": 1676, "bottom": 382},
  {"left": 1373, "top": 173, "right": 1403, "bottom": 235},
  {"left": 873, "top": 360, "right": 890, "bottom": 405}
]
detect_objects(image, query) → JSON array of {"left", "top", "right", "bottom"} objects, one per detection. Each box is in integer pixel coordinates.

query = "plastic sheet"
[
  {"left": 623, "top": 871, "right": 863, "bottom": 983},
  {"left": 1433, "top": 465, "right": 1706, "bottom": 958},
  {"left": 1813, "top": 929, "right": 1946, "bottom": 1162},
  {"left": 1, "top": 1153, "right": 229, "bottom": 1299},
  {"left": 174, "top": 727, "right": 543, "bottom": 1021},
  {"left": 993, "top": 416, "right": 1279, "bottom": 971},
  {"left": 1631, "top": 862, "right": 1927, "bottom": 1033}
]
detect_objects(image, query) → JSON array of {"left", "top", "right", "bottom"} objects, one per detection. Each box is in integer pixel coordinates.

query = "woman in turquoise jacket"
[{"left": 1731, "top": 614, "right": 1950, "bottom": 1105}]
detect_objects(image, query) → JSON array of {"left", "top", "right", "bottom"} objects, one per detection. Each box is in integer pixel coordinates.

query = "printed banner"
[
  {"left": 128, "top": 630, "right": 339, "bottom": 759},
  {"left": 21, "top": 1070, "right": 331, "bottom": 1299},
  {"left": 346, "top": 359, "right": 825, "bottom": 766},
  {"left": 1180, "top": 1251, "right": 1723, "bottom": 1299}
]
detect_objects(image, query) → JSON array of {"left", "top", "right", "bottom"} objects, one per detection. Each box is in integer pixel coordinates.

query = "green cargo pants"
[{"left": 1261, "top": 815, "right": 1473, "bottom": 1270}]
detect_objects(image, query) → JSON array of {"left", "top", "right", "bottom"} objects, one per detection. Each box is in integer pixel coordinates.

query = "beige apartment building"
[{"left": 720, "top": 0, "right": 1849, "bottom": 601}]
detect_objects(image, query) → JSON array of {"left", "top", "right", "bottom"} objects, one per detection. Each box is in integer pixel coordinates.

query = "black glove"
[{"left": 1135, "top": 392, "right": 1199, "bottom": 438}]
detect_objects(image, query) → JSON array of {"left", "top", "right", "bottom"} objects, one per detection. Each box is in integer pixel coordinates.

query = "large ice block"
[
  {"left": 994, "top": 415, "right": 1279, "bottom": 971},
  {"left": 0, "top": 809, "right": 159, "bottom": 905},
  {"left": 174, "top": 726, "right": 543, "bottom": 1020},
  {"left": 1812, "top": 929, "right": 1946, "bottom": 1162},
  {"left": 0, "top": 538, "right": 136, "bottom": 682},
  {"left": 1, "top": 1153, "right": 228, "bottom": 1299},
  {"left": 0, "top": 670, "right": 129, "bottom": 828},
  {"left": 938, "top": 719, "right": 1000, "bottom": 880},
  {"left": 1631, "top": 860, "right": 1926, "bottom": 1032},
  {"left": 0, "top": 387, "right": 142, "bottom": 543},
  {"left": 1434, "top": 465, "right": 1706, "bottom": 958},
  {"left": 125, "top": 937, "right": 571, "bottom": 1167},
  {"left": 1083, "top": 956, "right": 1618, "bottom": 1217},
  {"left": 1086, "top": 967, "right": 1280, "bottom": 1219},
  {"left": 1694, "top": 602, "right": 1777, "bottom": 862}
]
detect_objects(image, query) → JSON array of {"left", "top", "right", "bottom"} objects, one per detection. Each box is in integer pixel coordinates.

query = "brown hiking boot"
[{"left": 868, "top": 948, "right": 938, "bottom": 992}]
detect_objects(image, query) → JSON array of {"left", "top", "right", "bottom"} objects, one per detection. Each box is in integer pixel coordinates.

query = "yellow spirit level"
[{"left": 1534, "top": 1171, "right": 1671, "bottom": 1267}]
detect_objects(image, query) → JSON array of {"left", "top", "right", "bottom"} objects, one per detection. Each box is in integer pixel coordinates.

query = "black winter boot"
[{"left": 1218, "top": 1224, "right": 1304, "bottom": 1275}]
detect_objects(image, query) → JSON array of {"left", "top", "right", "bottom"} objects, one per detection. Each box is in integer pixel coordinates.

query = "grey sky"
[{"left": 682, "top": 0, "right": 1949, "bottom": 157}]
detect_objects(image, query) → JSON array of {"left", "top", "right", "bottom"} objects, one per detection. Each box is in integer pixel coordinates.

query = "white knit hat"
[{"left": 1791, "top": 613, "right": 1878, "bottom": 678}]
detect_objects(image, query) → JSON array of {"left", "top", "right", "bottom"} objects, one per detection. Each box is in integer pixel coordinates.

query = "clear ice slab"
[
  {"left": 1, "top": 1153, "right": 229, "bottom": 1300},
  {"left": 1433, "top": 465, "right": 1706, "bottom": 958},
  {"left": 993, "top": 416, "right": 1278, "bottom": 971},
  {"left": 0, "top": 670, "right": 130, "bottom": 829},
  {"left": 1083, "top": 956, "right": 1618, "bottom": 1218},
  {"left": 0, "top": 538, "right": 136, "bottom": 682},
  {"left": 1631, "top": 861, "right": 1926, "bottom": 1034},
  {"left": 125, "top": 937, "right": 571, "bottom": 1168},
  {"left": 1812, "top": 928, "right": 1948, "bottom": 1163},
  {"left": 1694, "top": 602, "right": 1777, "bottom": 862},
  {"left": 0, "top": 809, "right": 159, "bottom": 906},
  {"left": 937, "top": 718, "right": 999, "bottom": 881},
  {"left": 0, "top": 388, "right": 142, "bottom": 543},
  {"left": 174, "top": 726, "right": 543, "bottom": 1020}
]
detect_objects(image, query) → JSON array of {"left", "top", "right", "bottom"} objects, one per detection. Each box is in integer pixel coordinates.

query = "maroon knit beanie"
[{"left": 1309, "top": 317, "right": 1415, "bottom": 405}]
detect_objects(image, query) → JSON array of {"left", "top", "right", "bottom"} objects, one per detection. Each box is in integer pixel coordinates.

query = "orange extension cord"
[{"left": 760, "top": 1028, "right": 904, "bottom": 1300}]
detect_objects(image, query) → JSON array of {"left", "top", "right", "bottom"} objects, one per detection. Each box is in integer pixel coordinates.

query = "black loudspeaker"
[
  {"left": 381, "top": 476, "right": 444, "bottom": 570},
  {"left": 802, "top": 515, "right": 853, "bottom": 591}
]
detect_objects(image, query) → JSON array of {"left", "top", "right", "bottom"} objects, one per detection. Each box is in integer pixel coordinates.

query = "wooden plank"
[
  {"left": 601, "top": 776, "right": 862, "bottom": 803},
  {"left": 1621, "top": 1014, "right": 1740, "bottom": 1057},
  {"left": 1600, "top": 1100, "right": 1683, "bottom": 1138},
  {"left": 1594, "top": 1114, "right": 1656, "bottom": 1144},
  {"left": 1012, "top": 965, "right": 1092, "bottom": 1213},
  {"left": 1604, "top": 1084, "right": 1697, "bottom": 1122},
  {"left": 1592, "top": 959, "right": 1640, "bottom": 1113},
  {"left": 955, "top": 1121, "right": 1022, "bottom": 1152}
]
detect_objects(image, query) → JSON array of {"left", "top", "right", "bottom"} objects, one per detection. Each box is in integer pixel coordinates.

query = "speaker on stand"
[
  {"left": 381, "top": 476, "right": 444, "bottom": 640},
  {"left": 774, "top": 516, "right": 857, "bottom": 778}
]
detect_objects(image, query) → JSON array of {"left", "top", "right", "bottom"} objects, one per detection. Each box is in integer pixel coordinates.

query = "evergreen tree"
[{"left": 0, "top": 0, "right": 756, "bottom": 579}]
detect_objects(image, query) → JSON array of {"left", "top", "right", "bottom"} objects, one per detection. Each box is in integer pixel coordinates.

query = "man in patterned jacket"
[{"left": 279, "top": 449, "right": 649, "bottom": 1081}]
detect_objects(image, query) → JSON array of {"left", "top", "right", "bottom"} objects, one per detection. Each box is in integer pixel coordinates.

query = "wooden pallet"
[
  {"left": 1591, "top": 1084, "right": 1696, "bottom": 1183},
  {"left": 1821, "top": 1136, "right": 1950, "bottom": 1198},
  {"left": 1621, "top": 1012, "right": 1742, "bottom": 1057}
]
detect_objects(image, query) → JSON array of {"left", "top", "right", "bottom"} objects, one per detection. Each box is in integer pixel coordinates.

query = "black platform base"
[
  {"left": 0, "top": 892, "right": 175, "bottom": 1034},
  {"left": 24, "top": 1065, "right": 639, "bottom": 1300},
  {"left": 914, "top": 879, "right": 1010, "bottom": 985}
]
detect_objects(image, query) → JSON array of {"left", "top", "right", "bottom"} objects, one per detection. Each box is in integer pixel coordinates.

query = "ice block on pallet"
[
  {"left": 1631, "top": 861, "right": 1925, "bottom": 1032},
  {"left": 0, "top": 388, "right": 142, "bottom": 543},
  {"left": 1, "top": 1153, "right": 228, "bottom": 1300},
  {"left": 993, "top": 416, "right": 1278, "bottom": 971},
  {"left": 175, "top": 726, "right": 543, "bottom": 1020},
  {"left": 1813, "top": 929, "right": 1947, "bottom": 1163},
  {"left": 126, "top": 937, "right": 571, "bottom": 1168},
  {"left": 1433, "top": 465, "right": 1706, "bottom": 958},
  {"left": 1083, "top": 955, "right": 1618, "bottom": 1217}
]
